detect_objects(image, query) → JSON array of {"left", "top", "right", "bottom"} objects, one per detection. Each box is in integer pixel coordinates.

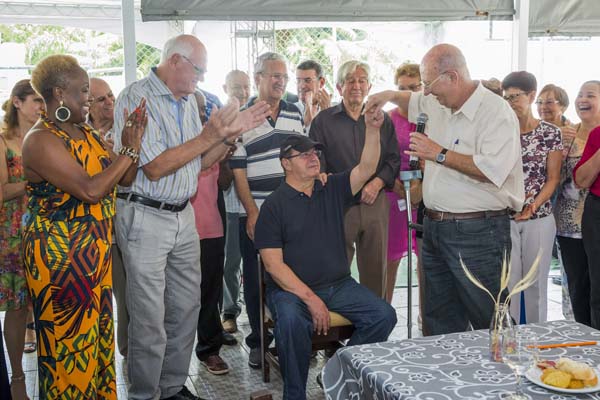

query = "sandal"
[
  {"left": 23, "top": 322, "right": 36, "bottom": 354},
  {"left": 10, "top": 373, "right": 30, "bottom": 400}
]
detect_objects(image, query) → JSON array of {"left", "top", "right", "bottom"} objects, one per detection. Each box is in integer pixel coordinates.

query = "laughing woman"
[
  {"left": 574, "top": 82, "right": 600, "bottom": 330},
  {"left": 21, "top": 55, "right": 146, "bottom": 399},
  {"left": 555, "top": 81, "right": 600, "bottom": 328}
]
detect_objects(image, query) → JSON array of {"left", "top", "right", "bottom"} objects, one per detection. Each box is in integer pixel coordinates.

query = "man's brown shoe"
[{"left": 201, "top": 355, "right": 230, "bottom": 375}]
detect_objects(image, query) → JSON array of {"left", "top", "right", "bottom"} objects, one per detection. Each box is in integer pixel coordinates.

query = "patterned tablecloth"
[{"left": 323, "top": 320, "right": 600, "bottom": 399}]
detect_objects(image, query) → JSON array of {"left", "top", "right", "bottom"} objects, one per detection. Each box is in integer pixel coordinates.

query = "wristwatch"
[{"left": 435, "top": 148, "right": 448, "bottom": 164}]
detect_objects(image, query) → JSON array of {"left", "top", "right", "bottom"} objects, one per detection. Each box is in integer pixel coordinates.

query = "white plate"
[{"left": 525, "top": 366, "right": 600, "bottom": 394}]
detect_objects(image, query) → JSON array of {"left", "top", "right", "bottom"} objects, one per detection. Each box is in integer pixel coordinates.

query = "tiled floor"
[{"left": 3, "top": 257, "right": 568, "bottom": 399}]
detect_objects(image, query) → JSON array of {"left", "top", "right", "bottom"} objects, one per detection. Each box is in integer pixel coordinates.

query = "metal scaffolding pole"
[
  {"left": 121, "top": 0, "right": 137, "bottom": 85},
  {"left": 511, "top": 0, "right": 530, "bottom": 71}
]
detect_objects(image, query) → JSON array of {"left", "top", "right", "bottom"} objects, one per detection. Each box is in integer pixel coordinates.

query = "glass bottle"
[{"left": 489, "top": 303, "right": 513, "bottom": 362}]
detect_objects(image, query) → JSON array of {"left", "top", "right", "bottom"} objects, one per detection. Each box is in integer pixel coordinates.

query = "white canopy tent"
[
  {"left": 140, "top": 0, "right": 600, "bottom": 36},
  {"left": 138, "top": 0, "right": 600, "bottom": 76},
  {"left": 1, "top": 0, "right": 598, "bottom": 84}
]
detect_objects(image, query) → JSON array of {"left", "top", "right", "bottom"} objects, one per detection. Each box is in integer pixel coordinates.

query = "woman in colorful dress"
[
  {"left": 554, "top": 81, "right": 600, "bottom": 327},
  {"left": 385, "top": 63, "right": 422, "bottom": 303},
  {"left": 21, "top": 54, "right": 146, "bottom": 399},
  {"left": 0, "top": 182, "right": 12, "bottom": 399},
  {"left": 1, "top": 79, "right": 44, "bottom": 399},
  {"left": 502, "top": 71, "right": 563, "bottom": 324}
]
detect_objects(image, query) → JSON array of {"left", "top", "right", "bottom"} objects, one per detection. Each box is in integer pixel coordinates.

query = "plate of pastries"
[{"left": 526, "top": 358, "right": 600, "bottom": 393}]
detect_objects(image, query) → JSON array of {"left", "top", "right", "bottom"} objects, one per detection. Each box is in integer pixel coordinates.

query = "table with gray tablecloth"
[{"left": 323, "top": 320, "right": 600, "bottom": 399}]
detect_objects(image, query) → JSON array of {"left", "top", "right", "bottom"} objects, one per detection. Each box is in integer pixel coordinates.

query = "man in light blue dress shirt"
[{"left": 113, "top": 34, "right": 269, "bottom": 400}]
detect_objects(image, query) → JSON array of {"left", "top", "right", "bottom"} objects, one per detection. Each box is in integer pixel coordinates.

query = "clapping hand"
[
  {"left": 121, "top": 98, "right": 147, "bottom": 151},
  {"left": 316, "top": 88, "right": 331, "bottom": 110},
  {"left": 561, "top": 124, "right": 577, "bottom": 147},
  {"left": 205, "top": 99, "right": 270, "bottom": 142}
]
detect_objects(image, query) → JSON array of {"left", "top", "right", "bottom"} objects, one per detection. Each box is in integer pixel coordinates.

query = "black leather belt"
[
  {"left": 425, "top": 208, "right": 509, "bottom": 221},
  {"left": 117, "top": 193, "right": 188, "bottom": 212}
]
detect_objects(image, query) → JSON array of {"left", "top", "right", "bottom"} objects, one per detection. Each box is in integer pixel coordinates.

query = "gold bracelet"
[{"left": 119, "top": 146, "right": 140, "bottom": 163}]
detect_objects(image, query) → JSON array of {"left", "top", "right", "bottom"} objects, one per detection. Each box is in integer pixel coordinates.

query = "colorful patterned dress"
[
  {"left": 21, "top": 115, "right": 116, "bottom": 400},
  {"left": 0, "top": 140, "right": 29, "bottom": 311}
]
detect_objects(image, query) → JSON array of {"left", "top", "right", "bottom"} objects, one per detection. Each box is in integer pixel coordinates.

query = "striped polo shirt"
[
  {"left": 230, "top": 98, "right": 304, "bottom": 214},
  {"left": 113, "top": 68, "right": 203, "bottom": 204}
]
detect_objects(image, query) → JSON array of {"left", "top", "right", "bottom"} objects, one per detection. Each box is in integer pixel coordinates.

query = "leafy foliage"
[{"left": 0, "top": 24, "right": 159, "bottom": 76}]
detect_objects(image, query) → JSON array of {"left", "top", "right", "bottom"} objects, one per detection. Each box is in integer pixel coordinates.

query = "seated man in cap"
[{"left": 254, "top": 108, "right": 397, "bottom": 400}]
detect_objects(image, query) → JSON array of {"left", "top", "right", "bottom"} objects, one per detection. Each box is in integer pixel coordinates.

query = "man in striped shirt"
[
  {"left": 230, "top": 52, "right": 305, "bottom": 369},
  {"left": 113, "top": 34, "right": 269, "bottom": 400}
]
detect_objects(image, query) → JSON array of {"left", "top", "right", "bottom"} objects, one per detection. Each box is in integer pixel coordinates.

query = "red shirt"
[{"left": 574, "top": 126, "right": 600, "bottom": 197}]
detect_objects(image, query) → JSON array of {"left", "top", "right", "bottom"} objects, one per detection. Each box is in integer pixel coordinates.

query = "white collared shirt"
[{"left": 408, "top": 82, "right": 525, "bottom": 213}]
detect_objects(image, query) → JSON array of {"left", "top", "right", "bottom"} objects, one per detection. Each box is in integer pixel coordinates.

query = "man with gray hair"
[
  {"left": 230, "top": 52, "right": 305, "bottom": 369},
  {"left": 113, "top": 34, "right": 269, "bottom": 400},
  {"left": 309, "top": 60, "right": 400, "bottom": 299},
  {"left": 366, "top": 43, "right": 524, "bottom": 335}
]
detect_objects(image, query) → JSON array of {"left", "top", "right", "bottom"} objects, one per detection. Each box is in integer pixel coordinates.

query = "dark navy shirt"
[{"left": 254, "top": 171, "right": 354, "bottom": 289}]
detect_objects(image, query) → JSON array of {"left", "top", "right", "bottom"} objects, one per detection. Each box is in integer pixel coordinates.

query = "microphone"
[{"left": 409, "top": 113, "right": 428, "bottom": 170}]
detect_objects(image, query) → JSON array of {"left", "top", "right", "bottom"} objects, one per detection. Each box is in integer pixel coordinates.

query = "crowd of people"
[{"left": 1, "top": 33, "right": 600, "bottom": 400}]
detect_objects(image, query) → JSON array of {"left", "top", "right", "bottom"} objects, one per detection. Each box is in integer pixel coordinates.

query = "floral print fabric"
[{"left": 519, "top": 121, "right": 563, "bottom": 219}]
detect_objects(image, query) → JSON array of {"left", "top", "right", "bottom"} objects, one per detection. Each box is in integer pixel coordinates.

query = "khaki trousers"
[{"left": 344, "top": 191, "right": 390, "bottom": 298}]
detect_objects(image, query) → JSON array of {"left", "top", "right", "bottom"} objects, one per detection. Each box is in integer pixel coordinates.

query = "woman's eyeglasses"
[
  {"left": 503, "top": 92, "right": 527, "bottom": 103},
  {"left": 535, "top": 99, "right": 560, "bottom": 106}
]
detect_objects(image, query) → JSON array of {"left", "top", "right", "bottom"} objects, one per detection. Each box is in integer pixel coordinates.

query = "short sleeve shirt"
[
  {"left": 574, "top": 126, "right": 600, "bottom": 198},
  {"left": 229, "top": 99, "right": 305, "bottom": 214},
  {"left": 113, "top": 68, "right": 202, "bottom": 203},
  {"left": 408, "top": 82, "right": 525, "bottom": 212},
  {"left": 520, "top": 121, "right": 563, "bottom": 218},
  {"left": 254, "top": 172, "right": 354, "bottom": 290}
]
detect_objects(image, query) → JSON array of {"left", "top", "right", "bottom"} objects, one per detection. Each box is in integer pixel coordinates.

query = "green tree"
[{"left": 0, "top": 24, "right": 160, "bottom": 76}]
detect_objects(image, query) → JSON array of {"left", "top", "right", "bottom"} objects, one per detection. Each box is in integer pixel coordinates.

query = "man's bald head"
[
  {"left": 224, "top": 70, "right": 251, "bottom": 105},
  {"left": 160, "top": 34, "right": 207, "bottom": 64},
  {"left": 419, "top": 44, "right": 476, "bottom": 111},
  {"left": 157, "top": 34, "right": 208, "bottom": 99},
  {"left": 422, "top": 43, "right": 470, "bottom": 80},
  {"left": 89, "top": 77, "right": 114, "bottom": 129}
]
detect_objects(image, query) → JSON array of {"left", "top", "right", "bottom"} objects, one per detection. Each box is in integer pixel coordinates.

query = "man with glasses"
[
  {"left": 255, "top": 123, "right": 397, "bottom": 399},
  {"left": 309, "top": 60, "right": 400, "bottom": 299},
  {"left": 229, "top": 52, "right": 305, "bottom": 369},
  {"left": 366, "top": 43, "right": 524, "bottom": 336},
  {"left": 113, "top": 34, "right": 270, "bottom": 400},
  {"left": 295, "top": 60, "right": 331, "bottom": 127}
]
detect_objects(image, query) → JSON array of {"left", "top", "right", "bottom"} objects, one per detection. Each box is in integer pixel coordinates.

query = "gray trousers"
[
  {"left": 509, "top": 215, "right": 556, "bottom": 324},
  {"left": 111, "top": 243, "right": 129, "bottom": 357},
  {"left": 222, "top": 212, "right": 242, "bottom": 319},
  {"left": 115, "top": 198, "right": 201, "bottom": 400}
]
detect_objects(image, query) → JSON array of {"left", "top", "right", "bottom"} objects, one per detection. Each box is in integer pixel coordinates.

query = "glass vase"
[{"left": 489, "top": 303, "right": 513, "bottom": 362}]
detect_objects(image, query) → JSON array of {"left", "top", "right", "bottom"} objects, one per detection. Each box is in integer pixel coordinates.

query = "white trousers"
[{"left": 509, "top": 215, "right": 556, "bottom": 324}]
